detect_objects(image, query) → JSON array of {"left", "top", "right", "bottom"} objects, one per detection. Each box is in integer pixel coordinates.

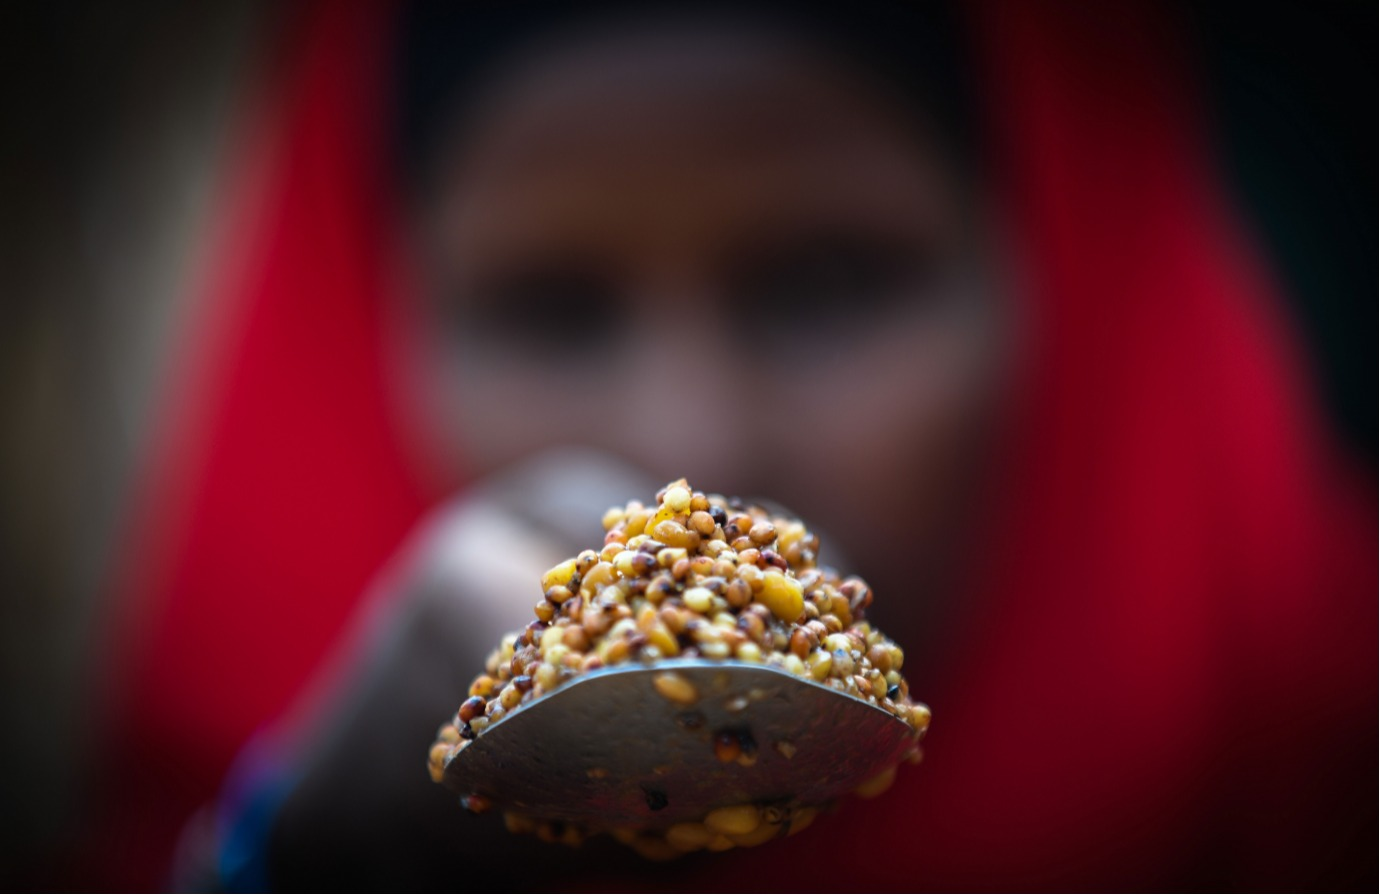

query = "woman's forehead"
[{"left": 427, "top": 26, "right": 960, "bottom": 261}]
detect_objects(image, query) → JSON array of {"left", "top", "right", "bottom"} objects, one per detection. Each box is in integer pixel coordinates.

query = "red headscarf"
[{"left": 90, "top": 0, "right": 1375, "bottom": 888}]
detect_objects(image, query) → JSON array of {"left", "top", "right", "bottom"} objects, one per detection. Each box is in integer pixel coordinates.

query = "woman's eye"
[
  {"left": 451, "top": 268, "right": 619, "bottom": 351},
  {"left": 732, "top": 237, "right": 929, "bottom": 338}
]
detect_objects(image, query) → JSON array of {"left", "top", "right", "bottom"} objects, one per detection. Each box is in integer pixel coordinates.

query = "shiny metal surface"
[{"left": 442, "top": 658, "right": 916, "bottom": 829}]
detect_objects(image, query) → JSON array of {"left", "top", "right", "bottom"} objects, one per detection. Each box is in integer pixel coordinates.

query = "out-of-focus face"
[{"left": 409, "top": 22, "right": 1011, "bottom": 630}]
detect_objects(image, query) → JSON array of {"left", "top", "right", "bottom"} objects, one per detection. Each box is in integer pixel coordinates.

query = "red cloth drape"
[
  {"left": 89, "top": 2, "right": 434, "bottom": 887},
  {"left": 694, "top": 2, "right": 1377, "bottom": 888},
  {"left": 90, "top": 0, "right": 1374, "bottom": 889}
]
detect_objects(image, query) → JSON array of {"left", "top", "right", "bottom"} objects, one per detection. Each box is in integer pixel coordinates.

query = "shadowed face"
[{"left": 409, "top": 21, "right": 1012, "bottom": 629}]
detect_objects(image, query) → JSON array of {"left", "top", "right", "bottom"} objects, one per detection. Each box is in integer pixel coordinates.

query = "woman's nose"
[{"left": 609, "top": 302, "right": 760, "bottom": 496}]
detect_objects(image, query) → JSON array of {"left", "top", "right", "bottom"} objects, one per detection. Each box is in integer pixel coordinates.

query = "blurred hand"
[{"left": 213, "top": 448, "right": 658, "bottom": 888}]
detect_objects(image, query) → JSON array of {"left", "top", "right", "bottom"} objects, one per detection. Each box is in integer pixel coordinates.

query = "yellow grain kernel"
[
  {"left": 682, "top": 586, "right": 714, "bottom": 614},
  {"left": 581, "top": 561, "right": 616, "bottom": 593},
  {"left": 630, "top": 836, "right": 681, "bottom": 861},
  {"left": 728, "top": 821, "right": 780, "bottom": 848},
  {"left": 756, "top": 570, "right": 804, "bottom": 622},
  {"left": 854, "top": 764, "right": 897, "bottom": 798},
  {"left": 704, "top": 804, "right": 761, "bottom": 836},
  {"left": 824, "top": 633, "right": 853, "bottom": 653},
  {"left": 664, "top": 485, "right": 691, "bottom": 514},
  {"left": 656, "top": 547, "right": 688, "bottom": 568},
  {"left": 807, "top": 649, "right": 833, "bottom": 681},
  {"left": 652, "top": 671, "right": 699, "bottom": 705},
  {"left": 735, "top": 642, "right": 763, "bottom": 663},
  {"left": 534, "top": 662, "right": 559, "bottom": 692},
  {"left": 700, "top": 641, "right": 731, "bottom": 659},
  {"left": 624, "top": 508, "right": 651, "bottom": 537},
  {"left": 613, "top": 550, "right": 639, "bottom": 578},
  {"left": 646, "top": 505, "right": 678, "bottom": 535},
  {"left": 647, "top": 623, "right": 679, "bottom": 658},
  {"left": 664, "top": 821, "right": 713, "bottom": 852},
  {"left": 540, "top": 558, "right": 578, "bottom": 592}
]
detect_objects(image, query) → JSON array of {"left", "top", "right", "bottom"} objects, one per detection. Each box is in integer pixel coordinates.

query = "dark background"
[{"left": 0, "top": 0, "right": 1373, "bottom": 884}]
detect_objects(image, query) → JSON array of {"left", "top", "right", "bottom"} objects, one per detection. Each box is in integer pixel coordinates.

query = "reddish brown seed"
[
  {"left": 458, "top": 696, "right": 486, "bottom": 723},
  {"left": 671, "top": 558, "right": 692, "bottom": 581},
  {"left": 737, "top": 547, "right": 761, "bottom": 566},
  {"left": 745, "top": 603, "right": 773, "bottom": 623},
  {"left": 511, "top": 646, "right": 538, "bottom": 677},
  {"left": 761, "top": 549, "right": 789, "bottom": 571},
  {"left": 513, "top": 675, "right": 534, "bottom": 692},
  {"left": 805, "top": 620, "right": 829, "bottom": 640},
  {"left": 748, "top": 522, "right": 777, "bottom": 545},
  {"left": 736, "top": 612, "right": 765, "bottom": 643},
  {"left": 659, "top": 606, "right": 688, "bottom": 634},
  {"left": 725, "top": 578, "right": 752, "bottom": 609},
  {"left": 689, "top": 510, "right": 717, "bottom": 536},
  {"left": 789, "top": 628, "right": 814, "bottom": 659},
  {"left": 735, "top": 729, "right": 759, "bottom": 765},
  {"left": 562, "top": 625, "right": 590, "bottom": 652},
  {"left": 730, "top": 536, "right": 754, "bottom": 552},
  {"left": 867, "top": 644, "right": 893, "bottom": 674},
  {"left": 574, "top": 549, "right": 599, "bottom": 574},
  {"left": 714, "top": 731, "right": 742, "bottom": 763},
  {"left": 581, "top": 605, "right": 607, "bottom": 638}
]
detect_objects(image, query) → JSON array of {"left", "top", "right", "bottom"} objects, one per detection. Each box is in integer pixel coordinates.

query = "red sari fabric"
[
  {"left": 92, "top": 0, "right": 1375, "bottom": 888},
  {"left": 89, "top": 3, "right": 434, "bottom": 887}
]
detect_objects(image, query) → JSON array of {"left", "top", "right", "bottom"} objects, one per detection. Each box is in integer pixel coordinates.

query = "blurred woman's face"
[{"left": 412, "top": 24, "right": 1010, "bottom": 620}]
